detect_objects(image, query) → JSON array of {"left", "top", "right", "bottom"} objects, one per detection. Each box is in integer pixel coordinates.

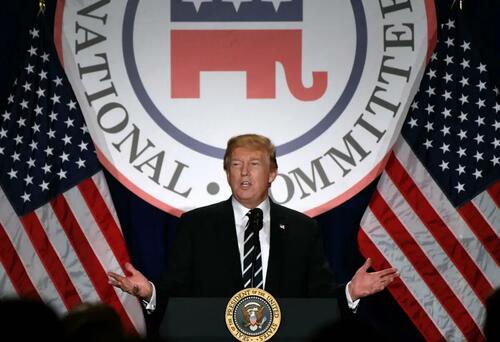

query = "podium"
[{"left": 160, "top": 297, "right": 340, "bottom": 341}]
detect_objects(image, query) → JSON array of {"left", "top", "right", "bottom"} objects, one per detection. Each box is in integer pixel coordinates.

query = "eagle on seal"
[{"left": 242, "top": 303, "right": 266, "bottom": 331}]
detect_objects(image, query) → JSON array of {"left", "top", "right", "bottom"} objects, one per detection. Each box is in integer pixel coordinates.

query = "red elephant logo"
[{"left": 171, "top": 30, "right": 327, "bottom": 101}]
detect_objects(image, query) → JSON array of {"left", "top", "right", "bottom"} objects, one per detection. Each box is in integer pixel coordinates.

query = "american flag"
[
  {"left": 0, "top": 13, "right": 145, "bottom": 334},
  {"left": 359, "top": 8, "right": 499, "bottom": 342}
]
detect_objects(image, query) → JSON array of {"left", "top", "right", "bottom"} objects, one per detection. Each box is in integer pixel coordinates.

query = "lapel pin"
[{"left": 279, "top": 224, "right": 286, "bottom": 230}]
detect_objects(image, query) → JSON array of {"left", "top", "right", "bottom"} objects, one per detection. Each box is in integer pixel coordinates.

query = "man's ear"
[{"left": 268, "top": 168, "right": 277, "bottom": 184}]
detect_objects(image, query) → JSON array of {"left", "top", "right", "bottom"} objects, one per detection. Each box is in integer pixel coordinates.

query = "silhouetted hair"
[
  {"left": 223, "top": 134, "right": 277, "bottom": 171},
  {"left": 309, "top": 317, "right": 384, "bottom": 342},
  {"left": 62, "top": 302, "right": 124, "bottom": 342},
  {"left": 485, "top": 287, "right": 500, "bottom": 341},
  {"left": 0, "top": 297, "right": 63, "bottom": 341}
]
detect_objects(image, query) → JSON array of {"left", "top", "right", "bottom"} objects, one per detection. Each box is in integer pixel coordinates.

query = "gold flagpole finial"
[
  {"left": 451, "top": 0, "right": 463, "bottom": 10},
  {"left": 38, "top": 0, "right": 46, "bottom": 15}
]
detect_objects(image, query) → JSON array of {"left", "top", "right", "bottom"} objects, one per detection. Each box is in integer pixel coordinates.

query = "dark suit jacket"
[{"left": 157, "top": 197, "right": 346, "bottom": 306}]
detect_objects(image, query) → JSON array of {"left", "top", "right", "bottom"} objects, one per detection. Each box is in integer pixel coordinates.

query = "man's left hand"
[{"left": 348, "top": 258, "right": 399, "bottom": 300}]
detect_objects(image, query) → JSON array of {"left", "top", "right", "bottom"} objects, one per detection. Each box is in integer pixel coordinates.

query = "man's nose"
[{"left": 241, "top": 163, "right": 249, "bottom": 175}]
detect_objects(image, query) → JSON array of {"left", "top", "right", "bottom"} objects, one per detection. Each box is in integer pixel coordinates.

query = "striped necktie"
[{"left": 242, "top": 208, "right": 263, "bottom": 289}]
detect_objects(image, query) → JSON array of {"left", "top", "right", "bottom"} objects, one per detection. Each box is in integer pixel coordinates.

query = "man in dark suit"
[{"left": 109, "top": 134, "right": 398, "bottom": 314}]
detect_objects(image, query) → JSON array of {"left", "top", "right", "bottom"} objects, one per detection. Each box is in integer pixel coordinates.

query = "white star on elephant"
[
  {"left": 262, "top": 0, "right": 293, "bottom": 12},
  {"left": 222, "top": 0, "right": 252, "bottom": 12},
  {"left": 182, "top": 0, "right": 212, "bottom": 12}
]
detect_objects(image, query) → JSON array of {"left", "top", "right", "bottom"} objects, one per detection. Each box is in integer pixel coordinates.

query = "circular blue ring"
[{"left": 122, "top": 0, "right": 367, "bottom": 159}]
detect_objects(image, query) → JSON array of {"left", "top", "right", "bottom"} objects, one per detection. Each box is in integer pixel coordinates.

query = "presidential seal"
[{"left": 226, "top": 288, "right": 281, "bottom": 341}]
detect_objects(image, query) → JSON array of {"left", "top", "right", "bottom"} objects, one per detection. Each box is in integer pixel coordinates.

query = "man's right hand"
[{"left": 108, "top": 262, "right": 153, "bottom": 301}]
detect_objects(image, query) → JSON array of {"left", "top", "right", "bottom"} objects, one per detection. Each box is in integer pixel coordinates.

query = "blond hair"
[{"left": 223, "top": 134, "right": 278, "bottom": 171}]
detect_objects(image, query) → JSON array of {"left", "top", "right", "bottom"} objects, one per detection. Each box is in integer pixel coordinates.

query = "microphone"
[{"left": 249, "top": 208, "right": 263, "bottom": 234}]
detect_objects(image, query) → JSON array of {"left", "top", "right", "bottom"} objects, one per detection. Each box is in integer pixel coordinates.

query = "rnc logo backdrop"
[{"left": 56, "top": 0, "right": 436, "bottom": 216}]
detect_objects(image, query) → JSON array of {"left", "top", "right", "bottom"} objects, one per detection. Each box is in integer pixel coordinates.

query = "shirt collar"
[{"left": 231, "top": 196, "right": 270, "bottom": 222}]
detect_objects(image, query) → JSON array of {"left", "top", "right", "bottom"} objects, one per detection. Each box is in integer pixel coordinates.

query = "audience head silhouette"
[
  {"left": 62, "top": 302, "right": 124, "bottom": 342},
  {"left": 0, "top": 297, "right": 63, "bottom": 341}
]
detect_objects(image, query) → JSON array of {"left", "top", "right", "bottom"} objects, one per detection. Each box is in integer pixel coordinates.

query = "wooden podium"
[{"left": 160, "top": 297, "right": 340, "bottom": 341}]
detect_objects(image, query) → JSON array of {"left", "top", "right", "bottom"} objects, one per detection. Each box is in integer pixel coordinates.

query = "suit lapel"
[
  {"left": 216, "top": 198, "right": 244, "bottom": 289},
  {"left": 265, "top": 201, "right": 285, "bottom": 294}
]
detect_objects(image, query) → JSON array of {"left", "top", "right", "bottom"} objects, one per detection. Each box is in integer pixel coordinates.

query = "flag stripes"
[
  {"left": 374, "top": 171, "right": 487, "bottom": 329},
  {"left": 20, "top": 211, "right": 82, "bottom": 309},
  {"left": 0, "top": 172, "right": 145, "bottom": 334},
  {"left": 34, "top": 196, "right": 101, "bottom": 305},
  {"left": 0, "top": 190, "right": 66, "bottom": 311},
  {"left": 391, "top": 139, "right": 499, "bottom": 287},
  {"left": 474, "top": 188, "right": 500, "bottom": 233},
  {"left": 486, "top": 183, "right": 500, "bottom": 208},
  {"left": 359, "top": 137, "right": 499, "bottom": 341},
  {"left": 77, "top": 178, "right": 130, "bottom": 266},
  {"left": 457, "top": 203, "right": 500, "bottom": 264},
  {"left": 0, "top": 221, "right": 41, "bottom": 300},
  {"left": 0, "top": 262, "right": 18, "bottom": 298},
  {"left": 358, "top": 229, "right": 449, "bottom": 341},
  {"left": 368, "top": 189, "right": 484, "bottom": 340},
  {"left": 65, "top": 175, "right": 145, "bottom": 333},
  {"left": 50, "top": 182, "right": 137, "bottom": 334},
  {"left": 384, "top": 148, "right": 494, "bottom": 302},
  {"left": 90, "top": 173, "right": 123, "bottom": 227}
]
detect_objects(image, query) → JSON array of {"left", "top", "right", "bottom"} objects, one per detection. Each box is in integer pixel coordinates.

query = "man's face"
[{"left": 226, "top": 147, "right": 277, "bottom": 209}]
